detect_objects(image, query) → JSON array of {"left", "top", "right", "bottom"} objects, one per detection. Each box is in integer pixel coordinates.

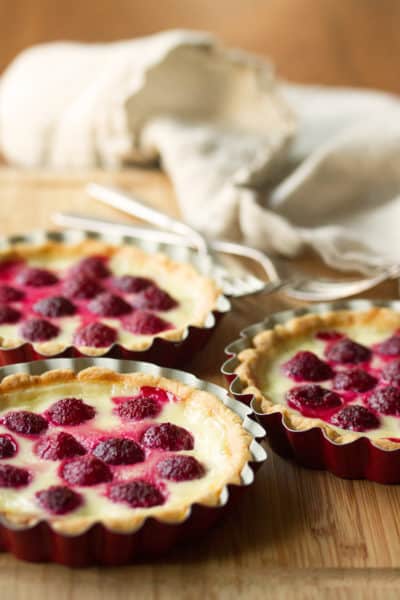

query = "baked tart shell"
[
  {"left": 0, "top": 230, "right": 230, "bottom": 368},
  {"left": 0, "top": 357, "right": 265, "bottom": 566},
  {"left": 222, "top": 300, "right": 400, "bottom": 484}
]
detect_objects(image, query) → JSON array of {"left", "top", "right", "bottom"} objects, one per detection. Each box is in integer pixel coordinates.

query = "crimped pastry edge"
[
  {"left": 235, "top": 307, "right": 400, "bottom": 451},
  {"left": 0, "top": 366, "right": 253, "bottom": 534},
  {"left": 0, "top": 238, "right": 223, "bottom": 354}
]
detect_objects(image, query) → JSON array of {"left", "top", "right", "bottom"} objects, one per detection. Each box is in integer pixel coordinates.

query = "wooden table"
[
  {"left": 0, "top": 168, "right": 399, "bottom": 600},
  {"left": 2, "top": 0, "right": 400, "bottom": 596}
]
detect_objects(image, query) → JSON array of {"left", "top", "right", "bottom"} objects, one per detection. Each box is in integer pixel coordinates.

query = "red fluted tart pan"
[
  {"left": 0, "top": 229, "right": 230, "bottom": 368},
  {"left": 222, "top": 300, "right": 400, "bottom": 484},
  {"left": 0, "top": 356, "right": 265, "bottom": 566}
]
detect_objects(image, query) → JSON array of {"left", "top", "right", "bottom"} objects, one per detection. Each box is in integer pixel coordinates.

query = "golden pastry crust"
[
  {"left": 0, "top": 367, "right": 252, "bottom": 534},
  {"left": 235, "top": 307, "right": 400, "bottom": 451},
  {"left": 0, "top": 239, "right": 222, "bottom": 354}
]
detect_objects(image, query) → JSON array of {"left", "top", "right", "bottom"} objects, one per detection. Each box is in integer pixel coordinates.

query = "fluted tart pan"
[
  {"left": 0, "top": 229, "right": 230, "bottom": 368},
  {"left": 0, "top": 357, "right": 266, "bottom": 566},
  {"left": 222, "top": 300, "right": 400, "bottom": 484}
]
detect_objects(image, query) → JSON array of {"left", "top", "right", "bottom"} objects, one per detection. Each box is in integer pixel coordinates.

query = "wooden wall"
[{"left": 0, "top": 0, "right": 399, "bottom": 92}]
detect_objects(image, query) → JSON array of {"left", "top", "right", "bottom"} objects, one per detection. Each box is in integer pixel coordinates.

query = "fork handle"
[{"left": 86, "top": 183, "right": 209, "bottom": 255}]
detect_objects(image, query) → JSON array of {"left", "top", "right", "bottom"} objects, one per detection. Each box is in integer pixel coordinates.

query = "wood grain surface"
[
  {"left": 0, "top": 168, "right": 399, "bottom": 600},
  {"left": 1, "top": 1, "right": 400, "bottom": 598}
]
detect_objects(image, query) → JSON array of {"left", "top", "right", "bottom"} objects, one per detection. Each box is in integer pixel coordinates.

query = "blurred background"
[{"left": 1, "top": 0, "right": 399, "bottom": 92}]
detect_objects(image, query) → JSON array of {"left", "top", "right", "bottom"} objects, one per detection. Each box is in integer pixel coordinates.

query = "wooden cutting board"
[{"left": 0, "top": 167, "right": 400, "bottom": 600}]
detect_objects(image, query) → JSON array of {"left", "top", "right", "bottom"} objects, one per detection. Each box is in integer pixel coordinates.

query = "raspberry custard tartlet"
[
  {"left": 0, "top": 236, "right": 224, "bottom": 365},
  {"left": 231, "top": 303, "right": 400, "bottom": 482},
  {"left": 0, "top": 362, "right": 264, "bottom": 564}
]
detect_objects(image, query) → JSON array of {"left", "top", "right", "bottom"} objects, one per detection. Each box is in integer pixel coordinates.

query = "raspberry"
[
  {"left": 132, "top": 285, "right": 178, "bottom": 311},
  {"left": 156, "top": 455, "right": 205, "bottom": 481},
  {"left": 36, "top": 485, "right": 82, "bottom": 514},
  {"left": 116, "top": 396, "right": 161, "bottom": 421},
  {"left": 282, "top": 351, "right": 333, "bottom": 382},
  {"left": 74, "top": 322, "right": 117, "bottom": 347},
  {"left": 382, "top": 359, "right": 400, "bottom": 386},
  {"left": 325, "top": 338, "right": 371, "bottom": 364},
  {"left": 93, "top": 437, "right": 144, "bottom": 465},
  {"left": 70, "top": 256, "right": 110, "bottom": 279},
  {"left": 3, "top": 410, "right": 48, "bottom": 435},
  {"left": 60, "top": 455, "right": 112, "bottom": 486},
  {"left": 108, "top": 480, "right": 165, "bottom": 508},
  {"left": 35, "top": 432, "right": 86, "bottom": 460},
  {"left": 141, "top": 422, "right": 194, "bottom": 451},
  {"left": 286, "top": 384, "right": 342, "bottom": 411},
  {"left": 368, "top": 386, "right": 400, "bottom": 416},
  {"left": 330, "top": 404, "right": 380, "bottom": 431},
  {"left": 113, "top": 275, "right": 153, "bottom": 294},
  {"left": 377, "top": 335, "right": 400, "bottom": 357},
  {"left": 0, "top": 304, "right": 21, "bottom": 324},
  {"left": 0, "top": 260, "right": 20, "bottom": 275},
  {"left": 0, "top": 434, "right": 17, "bottom": 459},
  {"left": 0, "top": 465, "right": 30, "bottom": 488},
  {"left": 33, "top": 296, "right": 76, "bottom": 318},
  {"left": 46, "top": 397, "right": 95, "bottom": 426},
  {"left": 123, "top": 310, "right": 172, "bottom": 335},
  {"left": 0, "top": 285, "right": 24, "bottom": 303},
  {"left": 332, "top": 369, "right": 377, "bottom": 393},
  {"left": 88, "top": 292, "right": 131, "bottom": 317},
  {"left": 315, "top": 330, "right": 343, "bottom": 341},
  {"left": 63, "top": 275, "right": 103, "bottom": 300},
  {"left": 20, "top": 318, "right": 59, "bottom": 342},
  {"left": 16, "top": 267, "right": 58, "bottom": 287}
]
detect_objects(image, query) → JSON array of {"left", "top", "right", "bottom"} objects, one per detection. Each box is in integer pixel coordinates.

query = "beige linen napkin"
[{"left": 1, "top": 30, "right": 400, "bottom": 273}]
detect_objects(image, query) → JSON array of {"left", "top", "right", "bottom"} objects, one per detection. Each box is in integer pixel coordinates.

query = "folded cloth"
[{"left": 1, "top": 29, "right": 400, "bottom": 273}]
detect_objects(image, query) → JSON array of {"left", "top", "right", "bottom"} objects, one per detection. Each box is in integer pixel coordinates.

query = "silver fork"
[
  {"left": 86, "top": 184, "right": 400, "bottom": 301},
  {"left": 53, "top": 209, "right": 400, "bottom": 302},
  {"left": 85, "top": 183, "right": 282, "bottom": 297},
  {"left": 283, "top": 264, "right": 400, "bottom": 301}
]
